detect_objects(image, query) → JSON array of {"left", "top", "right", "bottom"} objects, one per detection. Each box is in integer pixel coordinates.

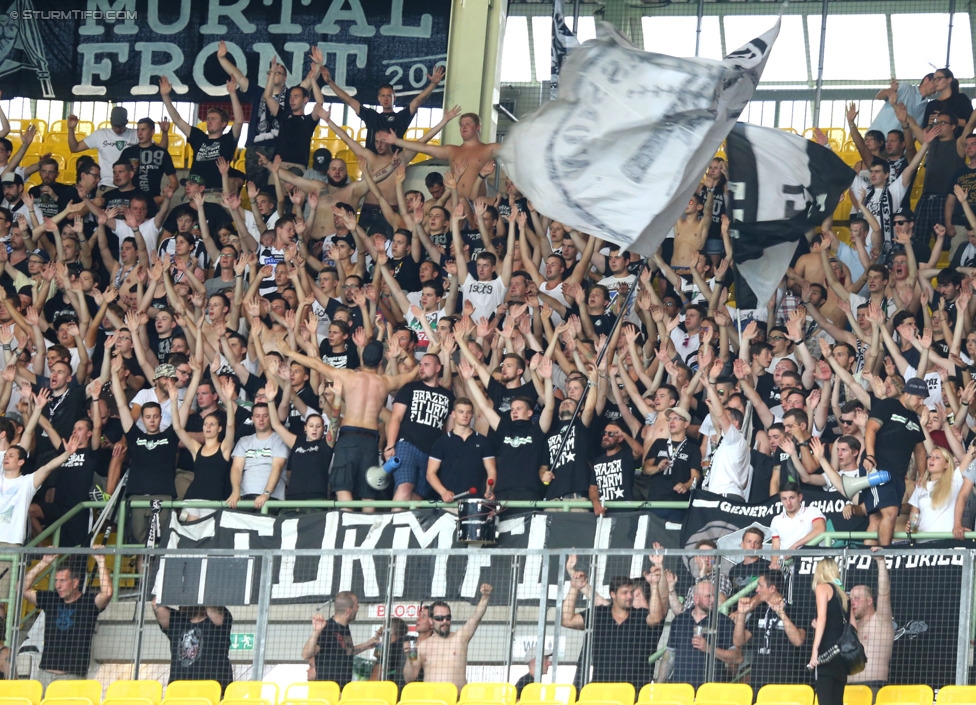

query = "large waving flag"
[
  {"left": 725, "top": 123, "right": 856, "bottom": 309},
  {"left": 498, "top": 20, "right": 780, "bottom": 256}
]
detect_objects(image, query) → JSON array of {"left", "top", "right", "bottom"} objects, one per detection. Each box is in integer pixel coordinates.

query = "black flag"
[{"left": 726, "top": 123, "right": 856, "bottom": 308}]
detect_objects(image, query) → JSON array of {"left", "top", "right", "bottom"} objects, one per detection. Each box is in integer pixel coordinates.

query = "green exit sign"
[{"left": 230, "top": 633, "right": 255, "bottom": 650}]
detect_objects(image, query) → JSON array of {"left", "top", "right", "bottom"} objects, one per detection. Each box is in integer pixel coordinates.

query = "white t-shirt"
[
  {"left": 460, "top": 276, "right": 506, "bottom": 323},
  {"left": 0, "top": 474, "right": 39, "bottom": 544},
  {"left": 86, "top": 127, "right": 139, "bottom": 187},
  {"left": 704, "top": 423, "right": 752, "bottom": 498},
  {"left": 771, "top": 504, "right": 826, "bottom": 549},
  {"left": 910, "top": 468, "right": 964, "bottom": 533},
  {"left": 114, "top": 219, "right": 161, "bottom": 257},
  {"left": 130, "top": 388, "right": 186, "bottom": 432}
]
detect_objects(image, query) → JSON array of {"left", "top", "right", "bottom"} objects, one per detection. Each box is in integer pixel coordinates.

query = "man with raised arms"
[
  {"left": 403, "top": 583, "right": 493, "bottom": 690},
  {"left": 284, "top": 342, "right": 418, "bottom": 509}
]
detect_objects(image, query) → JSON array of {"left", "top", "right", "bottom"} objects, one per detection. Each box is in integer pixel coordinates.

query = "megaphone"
[
  {"left": 366, "top": 456, "right": 401, "bottom": 491},
  {"left": 839, "top": 471, "right": 890, "bottom": 500}
]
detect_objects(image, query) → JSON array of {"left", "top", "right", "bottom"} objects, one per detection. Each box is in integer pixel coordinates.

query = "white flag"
[{"left": 499, "top": 20, "right": 780, "bottom": 257}]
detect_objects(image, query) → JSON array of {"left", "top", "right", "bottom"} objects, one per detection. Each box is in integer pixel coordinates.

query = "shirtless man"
[
  {"left": 264, "top": 155, "right": 371, "bottom": 240},
  {"left": 376, "top": 113, "right": 500, "bottom": 201},
  {"left": 284, "top": 342, "right": 418, "bottom": 509},
  {"left": 671, "top": 192, "right": 714, "bottom": 270},
  {"left": 849, "top": 556, "right": 893, "bottom": 693},
  {"left": 404, "top": 583, "right": 492, "bottom": 690}
]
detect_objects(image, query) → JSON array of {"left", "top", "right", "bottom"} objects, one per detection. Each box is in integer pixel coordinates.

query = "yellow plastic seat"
[
  {"left": 223, "top": 683, "right": 279, "bottom": 705},
  {"left": 339, "top": 699, "right": 388, "bottom": 705},
  {"left": 400, "top": 684, "right": 457, "bottom": 705},
  {"left": 107, "top": 683, "right": 162, "bottom": 705},
  {"left": 163, "top": 698, "right": 215, "bottom": 705},
  {"left": 46, "top": 682, "right": 101, "bottom": 703},
  {"left": 842, "top": 686, "right": 872, "bottom": 705},
  {"left": 520, "top": 684, "right": 576, "bottom": 705},
  {"left": 41, "top": 699, "right": 92, "bottom": 705},
  {"left": 876, "top": 687, "right": 932, "bottom": 705},
  {"left": 103, "top": 698, "right": 154, "bottom": 705},
  {"left": 285, "top": 684, "right": 340, "bottom": 705},
  {"left": 638, "top": 685, "right": 693, "bottom": 705},
  {"left": 0, "top": 684, "right": 43, "bottom": 705},
  {"left": 461, "top": 685, "right": 516, "bottom": 705},
  {"left": 579, "top": 684, "right": 634, "bottom": 705},
  {"left": 937, "top": 686, "right": 976, "bottom": 704},
  {"left": 166, "top": 683, "right": 223, "bottom": 705},
  {"left": 342, "top": 684, "right": 398, "bottom": 705},
  {"left": 757, "top": 686, "right": 813, "bottom": 705},
  {"left": 282, "top": 699, "right": 329, "bottom": 705},
  {"left": 221, "top": 698, "right": 271, "bottom": 705},
  {"left": 695, "top": 685, "right": 751, "bottom": 705}
]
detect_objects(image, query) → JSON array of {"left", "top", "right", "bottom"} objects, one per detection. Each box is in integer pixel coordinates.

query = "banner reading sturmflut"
[{"left": 499, "top": 19, "right": 780, "bottom": 258}]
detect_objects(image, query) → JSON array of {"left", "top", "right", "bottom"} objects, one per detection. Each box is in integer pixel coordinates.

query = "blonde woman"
[
  {"left": 909, "top": 447, "right": 965, "bottom": 534},
  {"left": 809, "top": 557, "right": 850, "bottom": 705}
]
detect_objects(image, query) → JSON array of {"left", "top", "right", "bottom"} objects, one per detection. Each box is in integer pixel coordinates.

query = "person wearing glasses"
[
  {"left": 403, "top": 584, "right": 492, "bottom": 691},
  {"left": 588, "top": 421, "right": 643, "bottom": 516},
  {"left": 921, "top": 68, "right": 973, "bottom": 130}
]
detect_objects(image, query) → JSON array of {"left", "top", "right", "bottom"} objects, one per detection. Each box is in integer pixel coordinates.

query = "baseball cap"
[
  {"left": 4, "top": 411, "right": 24, "bottom": 427},
  {"left": 665, "top": 407, "right": 691, "bottom": 423},
  {"left": 110, "top": 106, "right": 128, "bottom": 127},
  {"left": 0, "top": 173, "right": 24, "bottom": 186},
  {"left": 227, "top": 167, "right": 246, "bottom": 181},
  {"left": 153, "top": 363, "right": 177, "bottom": 381},
  {"left": 313, "top": 148, "right": 332, "bottom": 173},
  {"left": 180, "top": 174, "right": 206, "bottom": 187},
  {"left": 29, "top": 249, "right": 49, "bottom": 263},
  {"left": 904, "top": 378, "right": 928, "bottom": 397}
]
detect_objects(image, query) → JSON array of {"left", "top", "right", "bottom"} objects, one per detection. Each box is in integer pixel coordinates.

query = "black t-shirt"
[
  {"left": 494, "top": 417, "right": 547, "bottom": 501},
  {"left": 590, "top": 605, "right": 659, "bottom": 690},
  {"left": 43, "top": 293, "right": 98, "bottom": 331},
  {"left": 287, "top": 436, "right": 333, "bottom": 500},
  {"left": 287, "top": 384, "right": 321, "bottom": 436},
  {"left": 644, "top": 436, "right": 701, "bottom": 502},
  {"left": 275, "top": 112, "right": 319, "bottom": 166},
  {"left": 161, "top": 609, "right": 234, "bottom": 689},
  {"left": 318, "top": 340, "right": 359, "bottom": 370},
  {"left": 487, "top": 377, "right": 538, "bottom": 415},
  {"left": 392, "top": 381, "right": 454, "bottom": 452},
  {"left": 359, "top": 106, "right": 415, "bottom": 154},
  {"left": 667, "top": 610, "right": 737, "bottom": 688},
  {"left": 728, "top": 558, "right": 772, "bottom": 593},
  {"left": 389, "top": 256, "right": 422, "bottom": 293},
  {"left": 50, "top": 446, "right": 105, "bottom": 510},
  {"left": 428, "top": 431, "right": 494, "bottom": 497},
  {"left": 29, "top": 182, "right": 74, "bottom": 218},
  {"left": 314, "top": 618, "right": 354, "bottom": 687},
  {"left": 869, "top": 396, "right": 925, "bottom": 479},
  {"left": 101, "top": 187, "right": 151, "bottom": 216},
  {"left": 544, "top": 420, "right": 594, "bottom": 499},
  {"left": 38, "top": 387, "right": 89, "bottom": 464},
  {"left": 589, "top": 449, "right": 637, "bottom": 504},
  {"left": 746, "top": 602, "right": 811, "bottom": 689},
  {"left": 36, "top": 591, "right": 104, "bottom": 675},
  {"left": 120, "top": 143, "right": 177, "bottom": 198},
  {"left": 125, "top": 426, "right": 179, "bottom": 496},
  {"left": 187, "top": 127, "right": 239, "bottom": 189}
]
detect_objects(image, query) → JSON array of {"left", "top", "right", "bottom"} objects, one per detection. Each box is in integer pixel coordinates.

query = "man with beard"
[
  {"left": 589, "top": 421, "right": 643, "bottom": 516},
  {"left": 459, "top": 360, "right": 548, "bottom": 501},
  {"left": 27, "top": 158, "right": 73, "bottom": 218},
  {"left": 668, "top": 581, "right": 740, "bottom": 688},
  {"left": 540, "top": 365, "right": 598, "bottom": 501},
  {"left": 403, "top": 584, "right": 492, "bottom": 691},
  {"left": 642, "top": 407, "right": 701, "bottom": 523}
]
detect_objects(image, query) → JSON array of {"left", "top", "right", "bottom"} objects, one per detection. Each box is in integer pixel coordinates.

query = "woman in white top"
[{"left": 909, "top": 447, "right": 965, "bottom": 534}]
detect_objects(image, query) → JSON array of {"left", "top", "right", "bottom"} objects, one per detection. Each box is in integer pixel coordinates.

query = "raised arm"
[
  {"left": 159, "top": 76, "right": 193, "bottom": 136},
  {"left": 318, "top": 66, "right": 363, "bottom": 115}
]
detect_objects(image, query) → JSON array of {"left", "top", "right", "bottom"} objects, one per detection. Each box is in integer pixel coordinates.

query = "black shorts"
[
  {"left": 864, "top": 474, "right": 905, "bottom": 513},
  {"left": 331, "top": 427, "right": 383, "bottom": 499}
]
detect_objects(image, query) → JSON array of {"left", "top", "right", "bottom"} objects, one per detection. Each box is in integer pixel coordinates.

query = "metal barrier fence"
[{"left": 4, "top": 545, "right": 973, "bottom": 694}]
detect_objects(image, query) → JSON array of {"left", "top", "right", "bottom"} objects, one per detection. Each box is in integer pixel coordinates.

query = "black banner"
[
  {"left": 681, "top": 490, "right": 965, "bottom": 688},
  {"left": 158, "top": 508, "right": 680, "bottom": 606},
  {"left": 0, "top": 0, "right": 449, "bottom": 105}
]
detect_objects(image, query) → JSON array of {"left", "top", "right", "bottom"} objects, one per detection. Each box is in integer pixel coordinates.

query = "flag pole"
[{"left": 546, "top": 259, "right": 648, "bottom": 490}]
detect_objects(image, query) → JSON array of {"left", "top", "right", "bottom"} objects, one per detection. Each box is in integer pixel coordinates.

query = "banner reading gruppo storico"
[
  {"left": 0, "top": 0, "right": 449, "bottom": 104},
  {"left": 156, "top": 508, "right": 678, "bottom": 606}
]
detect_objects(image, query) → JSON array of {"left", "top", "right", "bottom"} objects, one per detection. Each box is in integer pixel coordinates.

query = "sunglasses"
[
  {"left": 432, "top": 615, "right": 451, "bottom": 622},
  {"left": 839, "top": 418, "right": 855, "bottom": 425},
  {"left": 894, "top": 220, "right": 908, "bottom": 225},
  {"left": 768, "top": 335, "right": 785, "bottom": 341}
]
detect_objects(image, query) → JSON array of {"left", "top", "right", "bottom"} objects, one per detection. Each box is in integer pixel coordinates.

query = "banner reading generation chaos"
[{"left": 0, "top": 0, "right": 449, "bottom": 104}]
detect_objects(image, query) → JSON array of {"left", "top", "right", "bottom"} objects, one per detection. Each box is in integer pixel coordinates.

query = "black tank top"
[
  {"left": 818, "top": 588, "right": 848, "bottom": 657},
  {"left": 186, "top": 446, "right": 232, "bottom": 501}
]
